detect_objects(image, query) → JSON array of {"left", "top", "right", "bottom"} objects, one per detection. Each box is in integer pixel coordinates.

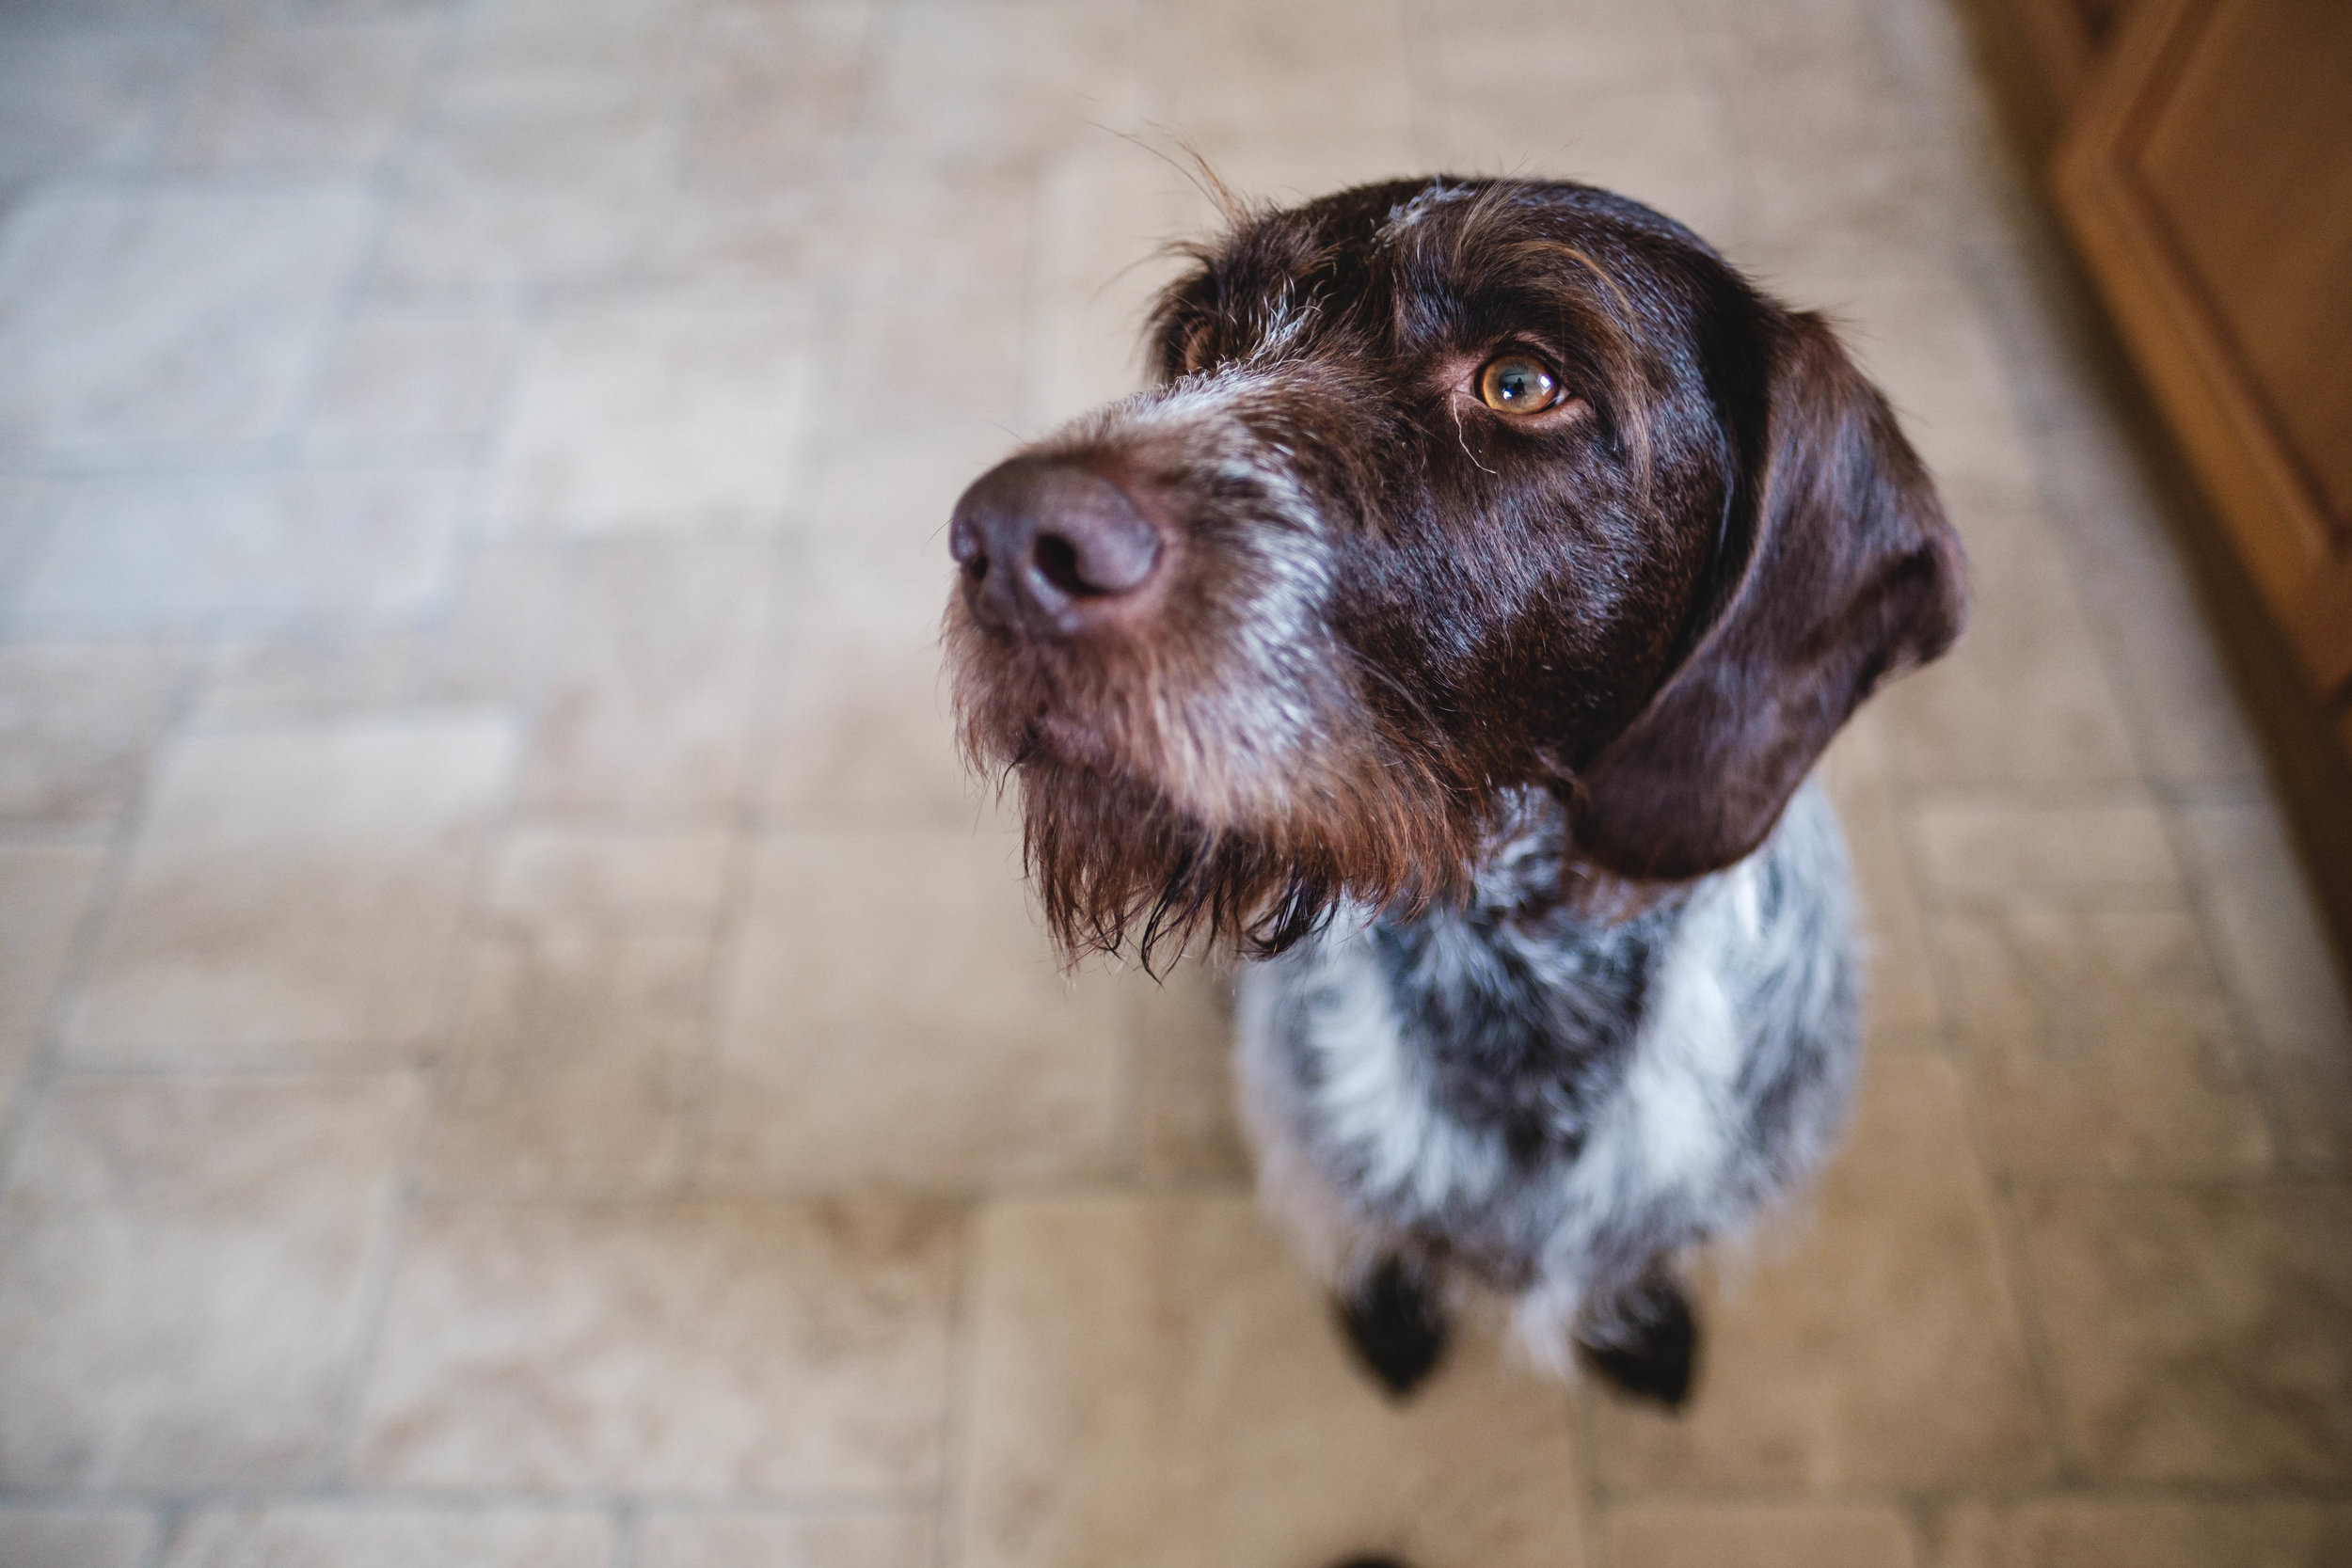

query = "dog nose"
[{"left": 949, "top": 458, "right": 1164, "bottom": 633}]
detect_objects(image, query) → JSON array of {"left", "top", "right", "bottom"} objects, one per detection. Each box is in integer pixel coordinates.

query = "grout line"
[
  {"left": 0, "top": 1483, "right": 952, "bottom": 1513},
  {"left": 673, "top": 533, "right": 803, "bottom": 1196},
  {"left": 313, "top": 1060, "right": 434, "bottom": 1489},
  {"left": 0, "top": 633, "right": 206, "bottom": 1185},
  {"left": 1942, "top": 234, "right": 2330, "bottom": 1180},
  {"left": 1568, "top": 1375, "right": 1612, "bottom": 1568},
  {"left": 1980, "top": 1173, "right": 2087, "bottom": 1487},
  {"left": 610, "top": 1498, "right": 641, "bottom": 1568},
  {"left": 928, "top": 1197, "right": 982, "bottom": 1568},
  {"left": 314, "top": 642, "right": 528, "bottom": 1480},
  {"left": 146, "top": 1499, "right": 185, "bottom": 1568}
]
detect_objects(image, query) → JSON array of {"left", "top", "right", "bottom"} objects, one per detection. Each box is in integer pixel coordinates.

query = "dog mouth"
[
  {"left": 940, "top": 383, "right": 1487, "bottom": 961},
  {"left": 1002, "top": 707, "right": 1122, "bottom": 780}
]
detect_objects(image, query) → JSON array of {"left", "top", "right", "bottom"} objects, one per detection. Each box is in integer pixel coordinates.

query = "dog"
[{"left": 944, "top": 176, "right": 1966, "bottom": 1410}]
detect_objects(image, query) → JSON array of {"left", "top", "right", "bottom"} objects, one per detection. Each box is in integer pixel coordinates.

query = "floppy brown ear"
[{"left": 1572, "top": 308, "right": 1967, "bottom": 881}]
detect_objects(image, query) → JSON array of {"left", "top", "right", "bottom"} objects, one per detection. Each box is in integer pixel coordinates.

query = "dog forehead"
[{"left": 1193, "top": 181, "right": 1648, "bottom": 356}]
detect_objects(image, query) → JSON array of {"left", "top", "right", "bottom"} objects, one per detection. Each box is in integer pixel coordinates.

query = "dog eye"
[{"left": 1476, "top": 354, "right": 1562, "bottom": 416}]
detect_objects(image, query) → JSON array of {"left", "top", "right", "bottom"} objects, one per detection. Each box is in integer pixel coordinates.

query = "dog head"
[{"left": 945, "top": 177, "right": 1965, "bottom": 963}]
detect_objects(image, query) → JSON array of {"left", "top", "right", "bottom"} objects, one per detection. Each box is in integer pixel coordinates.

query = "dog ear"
[{"left": 1571, "top": 308, "right": 1967, "bottom": 881}]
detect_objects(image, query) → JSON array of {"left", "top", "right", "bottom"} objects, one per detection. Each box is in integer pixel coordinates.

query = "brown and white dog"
[{"left": 944, "top": 177, "right": 1965, "bottom": 1408}]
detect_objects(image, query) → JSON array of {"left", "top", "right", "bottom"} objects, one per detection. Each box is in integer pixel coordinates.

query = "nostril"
[
  {"left": 951, "top": 457, "right": 1163, "bottom": 628},
  {"left": 1032, "top": 532, "right": 1090, "bottom": 597}
]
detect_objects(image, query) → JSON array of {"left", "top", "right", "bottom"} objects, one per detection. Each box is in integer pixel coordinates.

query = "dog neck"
[{"left": 1437, "top": 785, "right": 1692, "bottom": 936}]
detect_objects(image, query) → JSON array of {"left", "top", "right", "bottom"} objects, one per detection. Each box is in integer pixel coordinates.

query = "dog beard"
[{"left": 944, "top": 600, "right": 1483, "bottom": 969}]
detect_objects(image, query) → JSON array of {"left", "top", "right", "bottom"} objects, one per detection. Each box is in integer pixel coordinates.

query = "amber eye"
[{"left": 1476, "top": 354, "right": 1562, "bottom": 415}]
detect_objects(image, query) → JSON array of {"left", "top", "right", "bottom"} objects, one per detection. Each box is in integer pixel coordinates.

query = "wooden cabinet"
[
  {"left": 2013, "top": 0, "right": 2137, "bottom": 103},
  {"left": 1992, "top": 0, "right": 2352, "bottom": 962},
  {"left": 2053, "top": 0, "right": 2352, "bottom": 726}
]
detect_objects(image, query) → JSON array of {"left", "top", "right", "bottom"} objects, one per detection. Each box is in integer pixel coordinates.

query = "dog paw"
[
  {"left": 1575, "top": 1270, "right": 1698, "bottom": 1411},
  {"left": 1327, "top": 1557, "right": 1413, "bottom": 1568},
  {"left": 1336, "top": 1257, "right": 1450, "bottom": 1399}
]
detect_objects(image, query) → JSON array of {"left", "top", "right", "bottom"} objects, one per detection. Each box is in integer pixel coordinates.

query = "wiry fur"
[
  {"left": 943, "top": 175, "right": 1967, "bottom": 1395},
  {"left": 948, "top": 359, "right": 1487, "bottom": 962},
  {"left": 1237, "top": 782, "right": 1856, "bottom": 1370}
]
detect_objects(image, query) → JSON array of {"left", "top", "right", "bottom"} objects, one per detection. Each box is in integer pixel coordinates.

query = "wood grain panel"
[
  {"left": 2056, "top": 0, "right": 2352, "bottom": 699},
  {"left": 2137, "top": 1, "right": 2352, "bottom": 540}
]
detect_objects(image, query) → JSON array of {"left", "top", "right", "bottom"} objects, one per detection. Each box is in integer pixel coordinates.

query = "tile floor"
[{"left": 1, "top": 0, "right": 2348, "bottom": 1564}]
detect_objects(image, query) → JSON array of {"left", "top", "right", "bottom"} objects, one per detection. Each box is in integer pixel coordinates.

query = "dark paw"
[
  {"left": 1336, "top": 1257, "right": 1450, "bottom": 1399},
  {"left": 1575, "top": 1271, "right": 1698, "bottom": 1411},
  {"left": 1327, "top": 1558, "right": 1413, "bottom": 1568}
]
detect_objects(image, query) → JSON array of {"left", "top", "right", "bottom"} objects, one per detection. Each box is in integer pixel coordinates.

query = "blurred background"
[{"left": 0, "top": 0, "right": 2348, "bottom": 1564}]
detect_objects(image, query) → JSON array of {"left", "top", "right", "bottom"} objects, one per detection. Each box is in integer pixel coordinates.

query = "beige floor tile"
[
  {"left": 2015, "top": 1181, "right": 2352, "bottom": 1482},
  {"left": 708, "top": 829, "right": 1120, "bottom": 1188},
  {"left": 1415, "top": 0, "right": 1696, "bottom": 95},
  {"left": 9, "top": 468, "right": 466, "bottom": 638},
  {"left": 759, "top": 433, "right": 997, "bottom": 824},
  {"left": 421, "top": 925, "right": 710, "bottom": 1194},
  {"left": 2026, "top": 415, "right": 2266, "bottom": 786},
  {"left": 301, "top": 308, "right": 522, "bottom": 461},
  {"left": 1125, "top": 959, "right": 1249, "bottom": 1186},
  {"left": 1433, "top": 75, "right": 1740, "bottom": 245},
  {"left": 1868, "top": 505, "right": 2144, "bottom": 791},
  {"left": 0, "top": 643, "right": 193, "bottom": 823},
  {"left": 1822, "top": 729, "right": 1945, "bottom": 1037},
  {"left": 0, "top": 843, "right": 108, "bottom": 1114},
  {"left": 1931, "top": 1497, "right": 2352, "bottom": 1568},
  {"left": 487, "top": 304, "right": 814, "bottom": 535},
  {"left": 0, "top": 25, "right": 192, "bottom": 186},
  {"left": 1417, "top": 9, "right": 1740, "bottom": 244},
  {"left": 2176, "top": 803, "right": 2352, "bottom": 1171},
  {"left": 1817, "top": 272, "right": 2039, "bottom": 496},
  {"left": 0, "top": 1506, "right": 158, "bottom": 1568},
  {"left": 0, "top": 1074, "right": 414, "bottom": 1488},
  {"left": 640, "top": 179, "right": 834, "bottom": 302},
  {"left": 820, "top": 176, "right": 1033, "bottom": 440},
  {"left": 959, "top": 1195, "right": 1586, "bottom": 1568},
  {"left": 1931, "top": 911, "right": 2273, "bottom": 1176},
  {"left": 519, "top": 539, "right": 773, "bottom": 814},
  {"left": 1708, "top": 43, "right": 1963, "bottom": 273},
  {"left": 794, "top": 425, "right": 1011, "bottom": 567},
  {"left": 678, "top": 3, "right": 872, "bottom": 194},
  {"left": 353, "top": 1196, "right": 959, "bottom": 1494},
  {"left": 196, "top": 635, "right": 457, "bottom": 728},
  {"left": 193, "top": 541, "right": 565, "bottom": 725},
  {"left": 1608, "top": 1501, "right": 1918, "bottom": 1568},
  {"left": 1417, "top": 0, "right": 1697, "bottom": 58},
  {"left": 1594, "top": 1053, "right": 2054, "bottom": 1491},
  {"left": 1906, "top": 801, "right": 2181, "bottom": 909},
  {"left": 402, "top": 543, "right": 571, "bottom": 709},
  {"left": 1142, "top": 0, "right": 1409, "bottom": 153},
  {"left": 637, "top": 1510, "right": 932, "bottom": 1568},
  {"left": 432, "top": 0, "right": 696, "bottom": 124},
  {"left": 164, "top": 17, "right": 437, "bottom": 168},
  {"left": 1022, "top": 148, "right": 1198, "bottom": 430},
  {"left": 293, "top": 0, "right": 468, "bottom": 20},
  {"left": 0, "top": 476, "right": 45, "bottom": 597},
  {"left": 485, "top": 826, "right": 734, "bottom": 927},
  {"left": 755, "top": 550, "right": 968, "bottom": 826},
  {"left": 869, "top": 0, "right": 1135, "bottom": 175},
  {"left": 161, "top": 1505, "right": 611, "bottom": 1568},
  {"left": 0, "top": 184, "right": 373, "bottom": 453},
  {"left": 64, "top": 715, "right": 516, "bottom": 1060},
  {"left": 376, "top": 108, "right": 677, "bottom": 291},
  {"left": 1, "top": 0, "right": 264, "bottom": 24}
]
